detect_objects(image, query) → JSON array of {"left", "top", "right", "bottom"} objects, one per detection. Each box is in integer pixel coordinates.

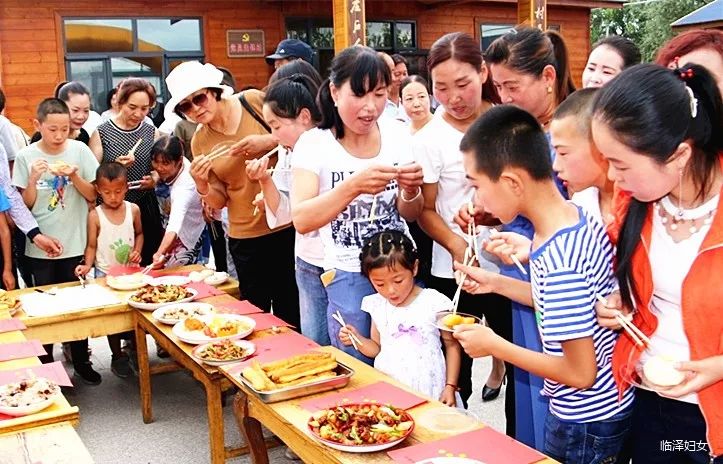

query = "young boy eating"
[
  {"left": 453, "top": 105, "right": 633, "bottom": 463},
  {"left": 75, "top": 162, "right": 143, "bottom": 377},
  {"left": 13, "top": 98, "right": 100, "bottom": 384}
]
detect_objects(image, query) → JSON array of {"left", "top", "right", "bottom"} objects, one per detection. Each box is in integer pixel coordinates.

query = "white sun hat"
[{"left": 164, "top": 61, "right": 234, "bottom": 121}]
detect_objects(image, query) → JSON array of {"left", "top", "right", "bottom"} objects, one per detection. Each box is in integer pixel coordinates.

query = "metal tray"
[{"left": 237, "top": 361, "right": 355, "bottom": 403}]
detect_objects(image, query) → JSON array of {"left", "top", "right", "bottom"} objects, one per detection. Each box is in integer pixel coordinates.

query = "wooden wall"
[{"left": 0, "top": 0, "right": 590, "bottom": 132}]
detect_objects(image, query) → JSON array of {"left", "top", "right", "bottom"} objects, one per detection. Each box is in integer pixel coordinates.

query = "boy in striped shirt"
[{"left": 453, "top": 105, "right": 633, "bottom": 463}]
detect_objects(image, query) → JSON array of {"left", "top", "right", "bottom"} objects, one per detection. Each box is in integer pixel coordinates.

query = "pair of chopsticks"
[
  {"left": 450, "top": 202, "right": 482, "bottom": 314},
  {"left": 78, "top": 273, "right": 86, "bottom": 289},
  {"left": 596, "top": 295, "right": 651, "bottom": 347},
  {"left": 128, "top": 180, "right": 143, "bottom": 191},
  {"left": 332, "top": 310, "right": 363, "bottom": 350},
  {"left": 140, "top": 255, "right": 168, "bottom": 275},
  {"left": 488, "top": 228, "right": 527, "bottom": 276},
  {"left": 205, "top": 144, "right": 232, "bottom": 162}
]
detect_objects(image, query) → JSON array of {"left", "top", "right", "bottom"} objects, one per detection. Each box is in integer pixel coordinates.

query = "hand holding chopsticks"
[
  {"left": 487, "top": 228, "right": 528, "bottom": 276},
  {"left": 333, "top": 310, "right": 363, "bottom": 351},
  {"left": 595, "top": 295, "right": 651, "bottom": 347}
]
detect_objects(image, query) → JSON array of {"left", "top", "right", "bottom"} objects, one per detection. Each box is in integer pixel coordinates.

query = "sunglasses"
[{"left": 176, "top": 91, "right": 209, "bottom": 114}]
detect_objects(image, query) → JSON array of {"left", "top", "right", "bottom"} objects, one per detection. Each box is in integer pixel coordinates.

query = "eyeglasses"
[{"left": 176, "top": 91, "right": 209, "bottom": 114}]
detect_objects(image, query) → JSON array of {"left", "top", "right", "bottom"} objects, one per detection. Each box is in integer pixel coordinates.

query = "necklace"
[{"left": 656, "top": 194, "right": 718, "bottom": 235}]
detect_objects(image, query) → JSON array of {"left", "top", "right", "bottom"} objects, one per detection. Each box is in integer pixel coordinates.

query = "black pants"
[
  {"left": 406, "top": 221, "right": 433, "bottom": 288},
  {"left": 228, "top": 226, "right": 300, "bottom": 328},
  {"left": 12, "top": 228, "right": 29, "bottom": 287},
  {"left": 134, "top": 193, "right": 164, "bottom": 266},
  {"left": 208, "top": 221, "right": 227, "bottom": 273},
  {"left": 430, "top": 276, "right": 515, "bottom": 436},
  {"left": 26, "top": 255, "right": 90, "bottom": 367},
  {"left": 629, "top": 389, "right": 722, "bottom": 463}
]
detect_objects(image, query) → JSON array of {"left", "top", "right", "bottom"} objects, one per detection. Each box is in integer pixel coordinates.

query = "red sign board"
[{"left": 227, "top": 30, "right": 265, "bottom": 58}]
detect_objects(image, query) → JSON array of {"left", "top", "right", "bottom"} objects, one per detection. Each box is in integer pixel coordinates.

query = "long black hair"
[
  {"left": 592, "top": 63, "right": 723, "bottom": 309},
  {"left": 360, "top": 230, "right": 418, "bottom": 277},
  {"left": 151, "top": 135, "right": 185, "bottom": 163},
  {"left": 318, "top": 46, "right": 390, "bottom": 139}
]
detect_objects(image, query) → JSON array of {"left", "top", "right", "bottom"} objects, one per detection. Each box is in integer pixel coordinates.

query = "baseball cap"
[{"left": 265, "top": 39, "right": 313, "bottom": 65}]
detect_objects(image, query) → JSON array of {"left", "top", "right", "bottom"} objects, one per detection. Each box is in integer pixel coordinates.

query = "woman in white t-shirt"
[
  {"left": 415, "top": 32, "right": 511, "bottom": 409},
  {"left": 291, "top": 46, "right": 424, "bottom": 363},
  {"left": 149, "top": 135, "right": 205, "bottom": 267}
]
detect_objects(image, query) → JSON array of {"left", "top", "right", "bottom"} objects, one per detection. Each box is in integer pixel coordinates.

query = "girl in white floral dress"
[{"left": 339, "top": 230, "right": 462, "bottom": 406}]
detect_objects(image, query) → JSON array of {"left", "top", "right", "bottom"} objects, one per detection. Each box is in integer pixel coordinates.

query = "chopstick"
[
  {"left": 260, "top": 146, "right": 280, "bottom": 160},
  {"left": 129, "top": 138, "right": 143, "bottom": 156},
  {"left": 369, "top": 195, "right": 378, "bottom": 221},
  {"left": 78, "top": 273, "right": 86, "bottom": 289},
  {"left": 332, "top": 311, "right": 363, "bottom": 349},
  {"left": 488, "top": 228, "right": 528, "bottom": 276},
  {"left": 206, "top": 146, "right": 232, "bottom": 162},
  {"left": 596, "top": 295, "right": 650, "bottom": 347},
  {"left": 451, "top": 252, "right": 476, "bottom": 313}
]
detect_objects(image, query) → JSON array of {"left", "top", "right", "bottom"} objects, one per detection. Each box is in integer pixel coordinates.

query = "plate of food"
[
  {"left": 192, "top": 339, "right": 256, "bottom": 366},
  {"left": 106, "top": 272, "right": 152, "bottom": 291},
  {"left": 0, "top": 289, "right": 21, "bottom": 316},
  {"left": 127, "top": 285, "right": 196, "bottom": 311},
  {"left": 189, "top": 268, "right": 215, "bottom": 283},
  {"left": 149, "top": 275, "right": 191, "bottom": 287},
  {"left": 435, "top": 311, "right": 482, "bottom": 332},
  {"left": 204, "top": 271, "right": 229, "bottom": 286},
  {"left": 621, "top": 352, "right": 687, "bottom": 393},
  {"left": 0, "top": 377, "right": 60, "bottom": 417},
  {"left": 48, "top": 161, "right": 70, "bottom": 176},
  {"left": 172, "top": 314, "right": 255, "bottom": 345},
  {"left": 152, "top": 302, "right": 215, "bottom": 325},
  {"left": 308, "top": 403, "right": 414, "bottom": 453}
]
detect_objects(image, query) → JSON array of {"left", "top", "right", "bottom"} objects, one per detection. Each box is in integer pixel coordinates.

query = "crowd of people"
[{"left": 0, "top": 27, "right": 722, "bottom": 464}]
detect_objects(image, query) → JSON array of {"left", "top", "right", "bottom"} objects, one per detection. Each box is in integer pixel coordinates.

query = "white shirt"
[
  {"left": 642, "top": 195, "right": 718, "bottom": 404},
  {"left": 571, "top": 187, "right": 602, "bottom": 223},
  {"left": 163, "top": 160, "right": 205, "bottom": 250},
  {"left": 264, "top": 146, "right": 324, "bottom": 267},
  {"left": 414, "top": 112, "right": 496, "bottom": 278},
  {"left": 82, "top": 110, "right": 103, "bottom": 137},
  {"left": 292, "top": 121, "right": 413, "bottom": 272}
]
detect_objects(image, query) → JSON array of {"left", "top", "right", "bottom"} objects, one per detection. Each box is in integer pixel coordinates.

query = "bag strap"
[{"left": 238, "top": 92, "right": 271, "bottom": 133}]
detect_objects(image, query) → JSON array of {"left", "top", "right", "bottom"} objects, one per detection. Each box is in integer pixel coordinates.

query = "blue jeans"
[
  {"left": 324, "top": 268, "right": 374, "bottom": 365},
  {"left": 295, "top": 258, "right": 330, "bottom": 346},
  {"left": 544, "top": 408, "right": 632, "bottom": 464}
]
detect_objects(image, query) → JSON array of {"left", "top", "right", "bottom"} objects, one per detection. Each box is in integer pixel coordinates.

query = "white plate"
[
  {"left": 127, "top": 287, "right": 197, "bottom": 311},
  {"left": 105, "top": 273, "right": 152, "bottom": 291},
  {"left": 191, "top": 339, "right": 256, "bottom": 366},
  {"left": 0, "top": 394, "right": 59, "bottom": 417},
  {"left": 413, "top": 458, "right": 485, "bottom": 464},
  {"left": 204, "top": 272, "right": 229, "bottom": 286},
  {"left": 172, "top": 314, "right": 255, "bottom": 345},
  {"left": 434, "top": 311, "right": 482, "bottom": 332},
  {"left": 149, "top": 275, "right": 191, "bottom": 287},
  {"left": 152, "top": 302, "right": 215, "bottom": 325}
]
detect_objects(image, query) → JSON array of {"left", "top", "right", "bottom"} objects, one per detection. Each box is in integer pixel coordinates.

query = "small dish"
[
  {"left": 105, "top": 273, "right": 152, "bottom": 291},
  {"left": 417, "top": 407, "right": 481, "bottom": 434},
  {"left": 152, "top": 302, "right": 215, "bottom": 325},
  {"left": 204, "top": 272, "right": 229, "bottom": 286},
  {"left": 0, "top": 377, "right": 60, "bottom": 417},
  {"left": 434, "top": 311, "right": 482, "bottom": 332}
]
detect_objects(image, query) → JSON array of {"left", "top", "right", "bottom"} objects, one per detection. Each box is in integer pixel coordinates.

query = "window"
[
  {"left": 285, "top": 18, "right": 335, "bottom": 77},
  {"left": 366, "top": 21, "right": 416, "bottom": 51},
  {"left": 63, "top": 17, "right": 204, "bottom": 114},
  {"left": 479, "top": 23, "right": 562, "bottom": 51}
]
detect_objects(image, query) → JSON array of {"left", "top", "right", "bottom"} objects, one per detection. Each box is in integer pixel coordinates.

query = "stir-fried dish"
[
  {"left": 308, "top": 404, "right": 414, "bottom": 446},
  {"left": 130, "top": 285, "right": 193, "bottom": 304},
  {"left": 197, "top": 339, "right": 250, "bottom": 361}
]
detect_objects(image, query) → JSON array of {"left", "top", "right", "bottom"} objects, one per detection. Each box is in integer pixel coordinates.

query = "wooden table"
[
  {"left": 0, "top": 423, "right": 94, "bottom": 464},
  {"left": 10, "top": 265, "right": 240, "bottom": 344},
  {"left": 227, "top": 347, "right": 558, "bottom": 464},
  {"left": 134, "top": 294, "right": 279, "bottom": 464}
]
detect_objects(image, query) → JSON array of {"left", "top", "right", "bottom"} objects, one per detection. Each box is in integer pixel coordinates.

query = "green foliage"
[{"left": 591, "top": 0, "right": 715, "bottom": 62}]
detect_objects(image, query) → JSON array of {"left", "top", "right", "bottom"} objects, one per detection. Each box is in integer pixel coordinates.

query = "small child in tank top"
[{"left": 75, "top": 162, "right": 143, "bottom": 378}]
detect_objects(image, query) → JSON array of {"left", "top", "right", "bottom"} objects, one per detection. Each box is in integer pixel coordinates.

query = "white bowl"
[
  {"left": 106, "top": 273, "right": 152, "bottom": 291},
  {"left": 204, "top": 272, "right": 229, "bottom": 286},
  {"left": 191, "top": 339, "right": 256, "bottom": 366},
  {"left": 0, "top": 378, "right": 61, "bottom": 417},
  {"left": 127, "top": 287, "right": 197, "bottom": 311},
  {"left": 172, "top": 313, "right": 255, "bottom": 345},
  {"left": 149, "top": 275, "right": 191, "bottom": 287},
  {"left": 152, "top": 302, "right": 215, "bottom": 325}
]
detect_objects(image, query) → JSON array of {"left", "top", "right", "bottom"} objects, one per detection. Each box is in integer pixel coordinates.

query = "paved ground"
[{"left": 58, "top": 338, "right": 507, "bottom": 464}]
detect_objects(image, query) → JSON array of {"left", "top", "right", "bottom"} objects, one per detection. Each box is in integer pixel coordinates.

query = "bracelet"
[
  {"left": 400, "top": 187, "right": 422, "bottom": 202},
  {"left": 445, "top": 383, "right": 460, "bottom": 391},
  {"left": 196, "top": 187, "right": 211, "bottom": 197}
]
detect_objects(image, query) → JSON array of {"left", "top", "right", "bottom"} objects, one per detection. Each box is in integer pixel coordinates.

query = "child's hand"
[
  {"left": 29, "top": 159, "right": 48, "bottom": 182},
  {"left": 245, "top": 157, "right": 271, "bottom": 182},
  {"left": 2, "top": 270, "right": 16, "bottom": 291},
  {"left": 57, "top": 163, "right": 78, "bottom": 178},
  {"left": 453, "top": 261, "right": 497, "bottom": 294},
  {"left": 595, "top": 291, "right": 631, "bottom": 330},
  {"left": 439, "top": 385, "right": 457, "bottom": 407},
  {"left": 75, "top": 264, "right": 91, "bottom": 278},
  {"left": 484, "top": 230, "right": 530, "bottom": 265},
  {"left": 338, "top": 324, "right": 360, "bottom": 347},
  {"left": 453, "top": 324, "right": 498, "bottom": 358},
  {"left": 128, "top": 250, "right": 142, "bottom": 264}
]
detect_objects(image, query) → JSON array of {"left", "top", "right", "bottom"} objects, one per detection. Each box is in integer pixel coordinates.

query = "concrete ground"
[{"left": 59, "top": 338, "right": 507, "bottom": 464}]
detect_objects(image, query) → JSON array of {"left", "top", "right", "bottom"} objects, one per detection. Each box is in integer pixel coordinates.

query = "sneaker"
[
  {"left": 127, "top": 350, "right": 139, "bottom": 374},
  {"left": 111, "top": 354, "right": 132, "bottom": 378},
  {"left": 74, "top": 362, "right": 102, "bottom": 385}
]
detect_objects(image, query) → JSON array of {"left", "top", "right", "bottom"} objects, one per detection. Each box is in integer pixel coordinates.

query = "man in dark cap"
[{"left": 265, "top": 38, "right": 314, "bottom": 69}]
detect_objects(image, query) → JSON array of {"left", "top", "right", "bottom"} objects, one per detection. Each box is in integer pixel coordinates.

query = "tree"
[{"left": 590, "top": 0, "right": 714, "bottom": 62}]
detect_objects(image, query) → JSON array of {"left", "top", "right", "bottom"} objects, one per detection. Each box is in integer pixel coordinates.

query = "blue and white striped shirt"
[{"left": 531, "top": 206, "right": 634, "bottom": 423}]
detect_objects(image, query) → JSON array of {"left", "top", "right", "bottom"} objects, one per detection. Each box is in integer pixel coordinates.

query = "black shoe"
[
  {"left": 156, "top": 345, "right": 170, "bottom": 358},
  {"left": 74, "top": 362, "right": 102, "bottom": 385},
  {"left": 111, "top": 354, "right": 132, "bottom": 378},
  {"left": 482, "top": 376, "right": 506, "bottom": 402}
]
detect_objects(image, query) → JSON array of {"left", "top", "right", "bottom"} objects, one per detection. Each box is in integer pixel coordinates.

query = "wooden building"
[{"left": 0, "top": 0, "right": 622, "bottom": 132}]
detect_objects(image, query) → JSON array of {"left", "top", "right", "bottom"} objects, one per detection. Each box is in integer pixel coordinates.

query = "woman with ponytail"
[
  {"left": 291, "top": 46, "right": 424, "bottom": 363},
  {"left": 593, "top": 63, "right": 723, "bottom": 463},
  {"left": 245, "top": 69, "right": 329, "bottom": 345}
]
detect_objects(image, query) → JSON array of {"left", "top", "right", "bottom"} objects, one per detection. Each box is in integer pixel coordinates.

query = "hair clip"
[{"left": 685, "top": 85, "right": 698, "bottom": 118}]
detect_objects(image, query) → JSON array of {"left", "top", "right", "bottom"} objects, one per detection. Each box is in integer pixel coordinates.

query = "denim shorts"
[{"left": 544, "top": 407, "right": 632, "bottom": 464}]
